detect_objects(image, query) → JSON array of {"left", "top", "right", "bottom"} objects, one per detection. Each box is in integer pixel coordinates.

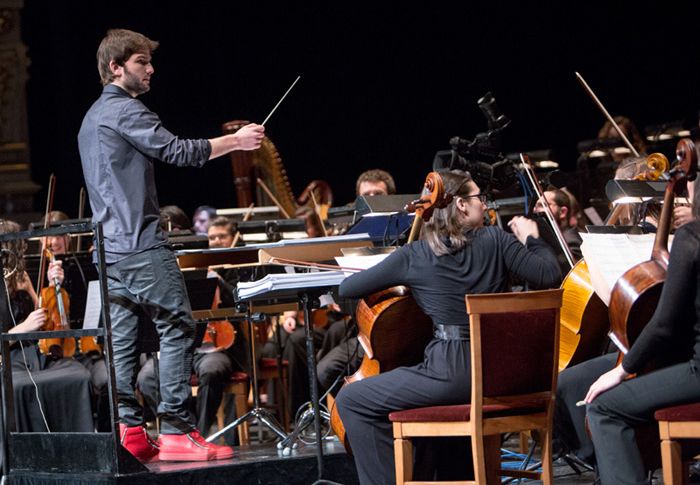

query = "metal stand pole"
[
  {"left": 206, "top": 310, "right": 287, "bottom": 443},
  {"left": 277, "top": 292, "right": 324, "bottom": 479}
]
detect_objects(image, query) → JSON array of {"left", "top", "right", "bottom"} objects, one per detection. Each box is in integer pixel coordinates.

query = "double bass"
[
  {"left": 329, "top": 172, "right": 447, "bottom": 449},
  {"left": 608, "top": 138, "right": 697, "bottom": 358}
]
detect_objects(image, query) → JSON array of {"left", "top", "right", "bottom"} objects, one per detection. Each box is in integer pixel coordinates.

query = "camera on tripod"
[{"left": 433, "top": 92, "right": 517, "bottom": 193}]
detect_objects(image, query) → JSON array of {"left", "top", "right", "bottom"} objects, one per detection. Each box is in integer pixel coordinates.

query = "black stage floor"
[
  {"left": 9, "top": 439, "right": 359, "bottom": 485},
  {"left": 8, "top": 435, "right": 675, "bottom": 484}
]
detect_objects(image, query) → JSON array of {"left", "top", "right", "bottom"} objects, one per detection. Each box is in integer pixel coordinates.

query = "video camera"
[{"left": 433, "top": 92, "right": 517, "bottom": 193}]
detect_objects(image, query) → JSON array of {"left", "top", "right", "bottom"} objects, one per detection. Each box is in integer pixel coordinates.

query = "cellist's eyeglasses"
[{"left": 459, "top": 193, "right": 488, "bottom": 204}]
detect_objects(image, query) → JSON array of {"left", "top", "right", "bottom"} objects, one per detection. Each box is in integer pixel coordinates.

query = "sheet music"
[
  {"left": 335, "top": 254, "right": 389, "bottom": 275},
  {"left": 580, "top": 233, "right": 673, "bottom": 305},
  {"left": 82, "top": 280, "right": 102, "bottom": 329}
]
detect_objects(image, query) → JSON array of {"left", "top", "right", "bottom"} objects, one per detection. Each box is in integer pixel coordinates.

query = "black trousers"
[
  {"left": 335, "top": 338, "right": 471, "bottom": 485},
  {"left": 554, "top": 352, "right": 617, "bottom": 463},
  {"left": 587, "top": 360, "right": 700, "bottom": 485}
]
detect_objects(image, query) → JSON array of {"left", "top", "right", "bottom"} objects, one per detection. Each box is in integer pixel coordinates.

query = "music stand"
[{"left": 209, "top": 273, "right": 345, "bottom": 482}]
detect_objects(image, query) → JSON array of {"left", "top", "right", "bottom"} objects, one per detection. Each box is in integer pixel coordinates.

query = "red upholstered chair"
[
  {"left": 389, "top": 289, "right": 563, "bottom": 485},
  {"left": 655, "top": 402, "right": 700, "bottom": 485}
]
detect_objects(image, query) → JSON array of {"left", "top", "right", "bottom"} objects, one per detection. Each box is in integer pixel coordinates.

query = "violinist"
[
  {"left": 581, "top": 182, "right": 700, "bottom": 485},
  {"left": 0, "top": 219, "right": 93, "bottom": 432},
  {"left": 77, "top": 28, "right": 264, "bottom": 462},
  {"left": 39, "top": 210, "right": 111, "bottom": 432},
  {"left": 334, "top": 170, "right": 561, "bottom": 485}
]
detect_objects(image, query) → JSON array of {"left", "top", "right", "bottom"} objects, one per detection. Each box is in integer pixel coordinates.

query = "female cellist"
[
  {"left": 334, "top": 170, "right": 561, "bottom": 485},
  {"left": 582, "top": 170, "right": 700, "bottom": 485},
  {"left": 0, "top": 219, "right": 93, "bottom": 432}
]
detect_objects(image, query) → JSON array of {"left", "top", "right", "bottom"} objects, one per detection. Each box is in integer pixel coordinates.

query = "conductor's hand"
[
  {"left": 508, "top": 216, "right": 539, "bottom": 245},
  {"left": 235, "top": 123, "right": 265, "bottom": 151}
]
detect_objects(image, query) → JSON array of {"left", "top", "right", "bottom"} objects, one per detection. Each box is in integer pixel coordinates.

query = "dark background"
[{"left": 20, "top": 1, "right": 700, "bottom": 220}]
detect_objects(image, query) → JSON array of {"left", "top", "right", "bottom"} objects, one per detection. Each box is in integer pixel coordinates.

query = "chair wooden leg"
[
  {"left": 661, "top": 438, "right": 684, "bottom": 485},
  {"left": 519, "top": 431, "right": 530, "bottom": 454},
  {"left": 393, "top": 431, "right": 413, "bottom": 485},
  {"left": 539, "top": 427, "right": 553, "bottom": 485},
  {"left": 471, "top": 432, "right": 488, "bottom": 485},
  {"left": 234, "top": 383, "right": 250, "bottom": 445},
  {"left": 483, "top": 434, "right": 501, "bottom": 485}
]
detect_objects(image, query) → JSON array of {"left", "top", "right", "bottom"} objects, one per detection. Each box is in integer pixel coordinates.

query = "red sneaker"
[
  {"left": 158, "top": 430, "right": 234, "bottom": 461},
  {"left": 119, "top": 424, "right": 160, "bottom": 463}
]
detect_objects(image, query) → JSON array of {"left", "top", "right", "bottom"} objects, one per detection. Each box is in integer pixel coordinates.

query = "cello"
[
  {"left": 329, "top": 172, "right": 447, "bottom": 450},
  {"left": 519, "top": 154, "right": 610, "bottom": 370},
  {"left": 608, "top": 138, "right": 697, "bottom": 358}
]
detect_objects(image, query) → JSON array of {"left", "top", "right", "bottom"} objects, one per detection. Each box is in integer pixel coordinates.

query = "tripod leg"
[
  {"left": 206, "top": 409, "right": 256, "bottom": 443},
  {"left": 206, "top": 313, "right": 290, "bottom": 444}
]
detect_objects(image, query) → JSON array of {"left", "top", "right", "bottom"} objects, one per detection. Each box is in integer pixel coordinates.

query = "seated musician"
[
  {"left": 193, "top": 205, "right": 216, "bottom": 236},
  {"left": 0, "top": 219, "right": 93, "bottom": 432},
  {"left": 334, "top": 170, "right": 561, "bottom": 485},
  {"left": 355, "top": 168, "right": 396, "bottom": 197},
  {"left": 674, "top": 175, "right": 697, "bottom": 230},
  {"left": 159, "top": 205, "right": 191, "bottom": 232},
  {"left": 138, "top": 215, "right": 249, "bottom": 439},
  {"left": 577, "top": 180, "right": 700, "bottom": 484},
  {"left": 579, "top": 115, "right": 647, "bottom": 218},
  {"left": 534, "top": 187, "right": 583, "bottom": 273}
]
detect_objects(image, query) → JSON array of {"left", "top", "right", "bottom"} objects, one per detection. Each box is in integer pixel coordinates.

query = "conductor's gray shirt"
[{"left": 78, "top": 84, "right": 211, "bottom": 263}]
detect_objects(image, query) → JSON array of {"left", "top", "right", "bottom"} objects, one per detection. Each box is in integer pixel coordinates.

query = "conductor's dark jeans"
[{"left": 106, "top": 246, "right": 197, "bottom": 434}]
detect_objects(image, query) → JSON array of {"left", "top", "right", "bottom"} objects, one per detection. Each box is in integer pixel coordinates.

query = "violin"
[
  {"left": 329, "top": 172, "right": 445, "bottom": 450},
  {"left": 608, "top": 139, "right": 697, "bottom": 360},
  {"left": 38, "top": 248, "right": 76, "bottom": 359},
  {"left": 35, "top": 175, "right": 76, "bottom": 359}
]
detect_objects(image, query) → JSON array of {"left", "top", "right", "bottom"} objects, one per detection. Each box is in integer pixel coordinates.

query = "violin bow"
[
  {"left": 575, "top": 72, "right": 640, "bottom": 158},
  {"left": 36, "top": 174, "right": 56, "bottom": 306},
  {"left": 309, "top": 189, "right": 328, "bottom": 237},
  {"left": 231, "top": 203, "right": 255, "bottom": 248},
  {"left": 520, "top": 154, "right": 576, "bottom": 269}
]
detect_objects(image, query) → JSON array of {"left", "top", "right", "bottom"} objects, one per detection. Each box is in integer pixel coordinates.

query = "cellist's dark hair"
[{"left": 421, "top": 170, "right": 476, "bottom": 256}]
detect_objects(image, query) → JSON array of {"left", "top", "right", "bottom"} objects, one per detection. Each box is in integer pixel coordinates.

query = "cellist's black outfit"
[
  {"left": 587, "top": 220, "right": 700, "bottom": 485},
  {"left": 335, "top": 225, "right": 561, "bottom": 485}
]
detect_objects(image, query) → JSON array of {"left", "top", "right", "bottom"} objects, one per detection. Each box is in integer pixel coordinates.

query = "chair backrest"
[{"left": 465, "top": 289, "right": 563, "bottom": 405}]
